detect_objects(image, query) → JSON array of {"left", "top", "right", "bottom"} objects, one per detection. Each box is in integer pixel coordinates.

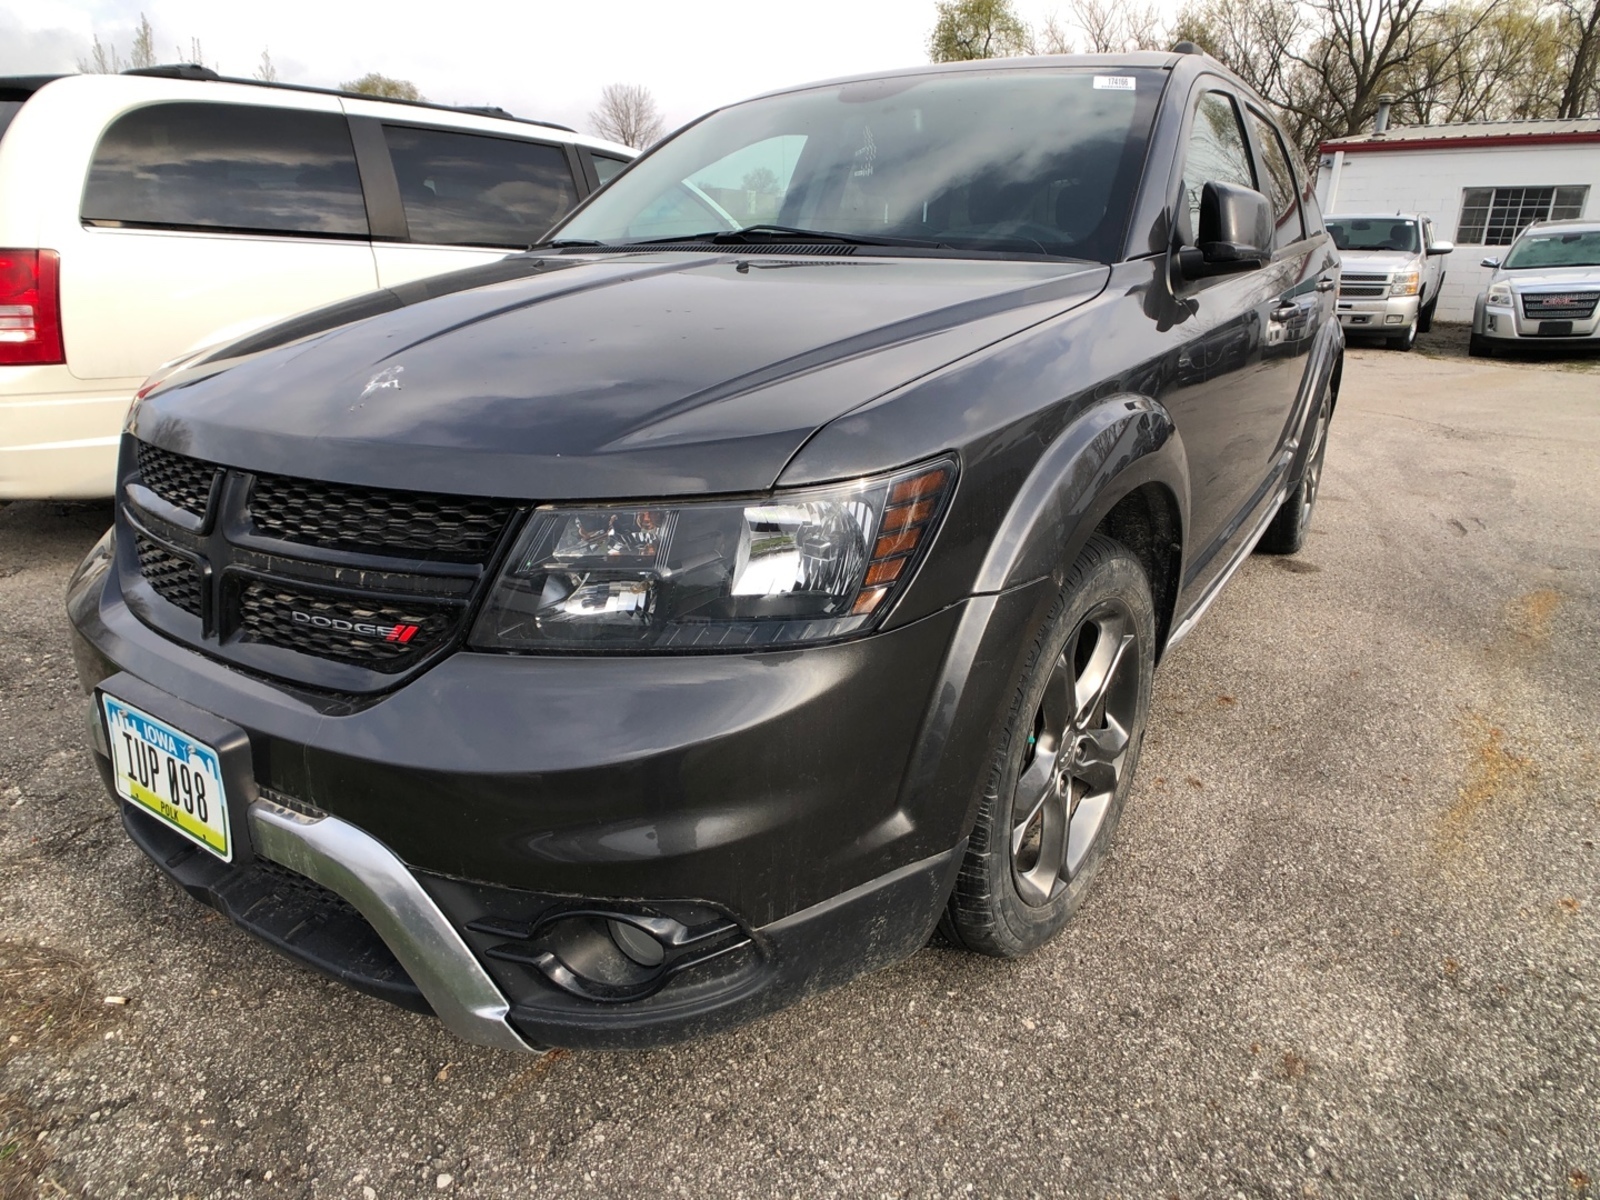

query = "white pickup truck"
[{"left": 1324, "top": 213, "right": 1453, "bottom": 350}]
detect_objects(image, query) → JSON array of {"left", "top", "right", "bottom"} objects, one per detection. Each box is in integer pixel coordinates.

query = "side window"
[
  {"left": 82, "top": 103, "right": 368, "bottom": 236},
  {"left": 592, "top": 155, "right": 629, "bottom": 185},
  {"left": 1246, "top": 108, "right": 1304, "bottom": 249},
  {"left": 381, "top": 126, "right": 579, "bottom": 248},
  {"left": 1181, "top": 91, "right": 1255, "bottom": 238}
]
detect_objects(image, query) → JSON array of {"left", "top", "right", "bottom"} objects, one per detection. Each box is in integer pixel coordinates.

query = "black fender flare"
[{"left": 973, "top": 392, "right": 1189, "bottom": 603}]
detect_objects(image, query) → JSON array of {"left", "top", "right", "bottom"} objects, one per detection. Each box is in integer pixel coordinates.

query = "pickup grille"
[
  {"left": 1338, "top": 273, "right": 1389, "bottom": 299},
  {"left": 1521, "top": 291, "right": 1598, "bottom": 320},
  {"left": 123, "top": 439, "right": 519, "bottom": 688}
]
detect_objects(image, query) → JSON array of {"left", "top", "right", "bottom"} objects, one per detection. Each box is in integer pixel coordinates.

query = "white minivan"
[{"left": 0, "top": 67, "right": 634, "bottom": 499}]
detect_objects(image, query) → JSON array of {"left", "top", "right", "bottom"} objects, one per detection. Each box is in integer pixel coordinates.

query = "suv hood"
[
  {"left": 1500, "top": 265, "right": 1600, "bottom": 289},
  {"left": 132, "top": 252, "right": 1106, "bottom": 499},
  {"left": 1337, "top": 250, "right": 1420, "bottom": 275}
]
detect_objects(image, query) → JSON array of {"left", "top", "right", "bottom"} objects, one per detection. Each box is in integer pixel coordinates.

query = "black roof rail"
[
  {"left": 114, "top": 64, "right": 577, "bottom": 134},
  {"left": 0, "top": 74, "right": 68, "bottom": 99},
  {"left": 124, "top": 63, "right": 220, "bottom": 81}
]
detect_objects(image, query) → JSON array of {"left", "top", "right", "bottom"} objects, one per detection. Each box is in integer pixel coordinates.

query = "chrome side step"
[{"left": 1165, "top": 486, "right": 1286, "bottom": 651}]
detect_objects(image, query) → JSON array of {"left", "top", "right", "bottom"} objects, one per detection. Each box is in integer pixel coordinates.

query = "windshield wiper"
[{"left": 570, "top": 225, "right": 955, "bottom": 251}]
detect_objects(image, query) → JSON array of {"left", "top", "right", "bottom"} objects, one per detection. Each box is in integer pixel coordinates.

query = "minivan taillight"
[{"left": 0, "top": 249, "right": 64, "bottom": 366}]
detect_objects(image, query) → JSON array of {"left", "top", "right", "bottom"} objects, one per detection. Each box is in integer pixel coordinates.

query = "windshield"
[
  {"left": 1326, "top": 218, "right": 1419, "bottom": 254},
  {"left": 550, "top": 69, "right": 1163, "bottom": 262},
  {"left": 1503, "top": 230, "right": 1600, "bottom": 269}
]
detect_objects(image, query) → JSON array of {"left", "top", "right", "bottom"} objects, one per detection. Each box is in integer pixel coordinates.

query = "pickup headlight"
[
  {"left": 1390, "top": 271, "right": 1421, "bottom": 297},
  {"left": 470, "top": 459, "right": 956, "bottom": 651},
  {"left": 1487, "top": 282, "right": 1513, "bottom": 306}
]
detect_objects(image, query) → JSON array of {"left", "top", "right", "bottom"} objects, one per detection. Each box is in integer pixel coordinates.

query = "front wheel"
[
  {"left": 1418, "top": 297, "right": 1436, "bottom": 334},
  {"left": 942, "top": 535, "right": 1155, "bottom": 958},
  {"left": 1468, "top": 333, "right": 1496, "bottom": 358},
  {"left": 1387, "top": 320, "right": 1417, "bottom": 350}
]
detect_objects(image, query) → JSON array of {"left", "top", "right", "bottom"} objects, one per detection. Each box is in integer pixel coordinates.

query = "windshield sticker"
[{"left": 1094, "top": 76, "right": 1137, "bottom": 91}]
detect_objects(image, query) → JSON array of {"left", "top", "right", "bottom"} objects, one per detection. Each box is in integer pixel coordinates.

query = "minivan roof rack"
[{"left": 116, "top": 63, "right": 576, "bottom": 134}]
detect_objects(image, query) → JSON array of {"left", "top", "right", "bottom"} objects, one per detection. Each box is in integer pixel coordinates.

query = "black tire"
[
  {"left": 941, "top": 534, "right": 1155, "bottom": 958},
  {"left": 1468, "top": 333, "right": 1496, "bottom": 358},
  {"left": 1258, "top": 389, "right": 1331, "bottom": 556},
  {"left": 1418, "top": 298, "right": 1435, "bottom": 334},
  {"left": 1387, "top": 320, "right": 1417, "bottom": 351}
]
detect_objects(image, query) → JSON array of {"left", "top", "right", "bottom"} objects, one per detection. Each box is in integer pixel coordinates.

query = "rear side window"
[
  {"left": 0, "top": 100, "right": 24, "bottom": 144},
  {"left": 381, "top": 126, "right": 579, "bottom": 247},
  {"left": 1246, "top": 108, "right": 1304, "bottom": 249},
  {"left": 82, "top": 103, "right": 368, "bottom": 236},
  {"left": 593, "top": 155, "right": 629, "bottom": 185}
]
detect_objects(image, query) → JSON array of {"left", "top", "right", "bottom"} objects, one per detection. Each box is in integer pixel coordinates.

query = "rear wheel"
[
  {"left": 1258, "top": 390, "right": 1331, "bottom": 556},
  {"left": 942, "top": 535, "right": 1154, "bottom": 958}
]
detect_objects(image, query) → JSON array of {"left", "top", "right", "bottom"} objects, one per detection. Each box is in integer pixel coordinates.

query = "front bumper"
[
  {"left": 72, "top": 530, "right": 1030, "bottom": 1049},
  {"left": 1335, "top": 293, "right": 1418, "bottom": 333},
  {"left": 1475, "top": 299, "right": 1600, "bottom": 343}
]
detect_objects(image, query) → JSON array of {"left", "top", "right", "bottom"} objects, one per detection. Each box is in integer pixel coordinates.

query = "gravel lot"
[{"left": 1, "top": 342, "right": 1596, "bottom": 1199}]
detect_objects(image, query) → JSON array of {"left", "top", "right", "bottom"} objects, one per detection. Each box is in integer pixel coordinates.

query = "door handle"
[
  {"left": 1316, "top": 277, "right": 1336, "bottom": 293},
  {"left": 1271, "top": 299, "right": 1300, "bottom": 318}
]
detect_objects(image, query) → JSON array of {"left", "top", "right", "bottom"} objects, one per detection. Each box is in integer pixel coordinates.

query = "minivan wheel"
[
  {"left": 941, "top": 534, "right": 1154, "bottom": 958},
  {"left": 1257, "top": 391, "right": 1331, "bottom": 556}
]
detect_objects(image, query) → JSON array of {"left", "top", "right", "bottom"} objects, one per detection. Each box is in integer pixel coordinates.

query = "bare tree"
[
  {"left": 1062, "top": 0, "right": 1166, "bottom": 52},
  {"left": 590, "top": 83, "right": 666, "bottom": 149},
  {"left": 1555, "top": 0, "right": 1600, "bottom": 115},
  {"left": 254, "top": 49, "right": 280, "bottom": 83},
  {"left": 131, "top": 13, "right": 156, "bottom": 68}
]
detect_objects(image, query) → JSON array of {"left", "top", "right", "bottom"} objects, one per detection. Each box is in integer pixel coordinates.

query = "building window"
[{"left": 1456, "top": 186, "right": 1588, "bottom": 245}]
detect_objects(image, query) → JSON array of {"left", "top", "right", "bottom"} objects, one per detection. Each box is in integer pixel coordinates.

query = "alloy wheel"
[{"left": 1010, "top": 600, "right": 1142, "bottom": 906}]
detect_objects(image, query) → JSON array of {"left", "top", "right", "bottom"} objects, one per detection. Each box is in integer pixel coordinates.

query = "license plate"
[{"left": 101, "top": 695, "right": 232, "bottom": 861}]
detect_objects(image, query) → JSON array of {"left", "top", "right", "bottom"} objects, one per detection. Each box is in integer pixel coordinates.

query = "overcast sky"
[{"left": 2, "top": 0, "right": 1175, "bottom": 136}]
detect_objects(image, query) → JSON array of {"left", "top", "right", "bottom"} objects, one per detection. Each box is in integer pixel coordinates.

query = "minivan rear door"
[
  {"left": 346, "top": 109, "right": 586, "bottom": 289},
  {"left": 72, "top": 95, "right": 379, "bottom": 379}
]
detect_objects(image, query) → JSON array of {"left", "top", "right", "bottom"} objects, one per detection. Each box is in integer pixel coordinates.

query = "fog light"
[
  {"left": 1385, "top": 313, "right": 1405, "bottom": 325},
  {"left": 1487, "top": 315, "right": 1497, "bottom": 331},
  {"left": 609, "top": 918, "right": 666, "bottom": 967}
]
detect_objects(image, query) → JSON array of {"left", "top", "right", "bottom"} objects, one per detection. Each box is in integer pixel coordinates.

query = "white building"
[{"left": 1316, "top": 118, "right": 1600, "bottom": 322}]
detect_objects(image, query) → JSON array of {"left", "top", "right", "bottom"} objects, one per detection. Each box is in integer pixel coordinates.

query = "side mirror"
[
  {"left": 1178, "top": 181, "right": 1273, "bottom": 280},
  {"left": 1427, "top": 240, "right": 1454, "bottom": 256},
  {"left": 1480, "top": 257, "right": 1501, "bottom": 269}
]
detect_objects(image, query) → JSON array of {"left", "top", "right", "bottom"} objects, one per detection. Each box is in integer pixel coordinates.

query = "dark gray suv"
[{"left": 68, "top": 49, "right": 1343, "bottom": 1052}]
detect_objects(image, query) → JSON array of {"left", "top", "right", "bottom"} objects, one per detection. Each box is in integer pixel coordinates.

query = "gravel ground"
[{"left": 1, "top": 345, "right": 1596, "bottom": 1200}]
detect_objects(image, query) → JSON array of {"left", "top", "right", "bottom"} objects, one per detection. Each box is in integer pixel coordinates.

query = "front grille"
[
  {"left": 135, "top": 534, "right": 203, "bottom": 616},
  {"left": 249, "top": 473, "right": 514, "bottom": 561},
  {"left": 1522, "top": 291, "right": 1599, "bottom": 320},
  {"left": 1338, "top": 273, "right": 1389, "bottom": 299},
  {"left": 235, "top": 580, "right": 458, "bottom": 672},
  {"left": 137, "top": 442, "right": 219, "bottom": 517}
]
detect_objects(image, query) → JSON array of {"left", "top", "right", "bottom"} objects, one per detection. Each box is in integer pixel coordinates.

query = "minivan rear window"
[
  {"left": 0, "top": 101, "right": 24, "bottom": 144},
  {"left": 381, "top": 125, "right": 578, "bottom": 248},
  {"left": 82, "top": 102, "right": 369, "bottom": 237}
]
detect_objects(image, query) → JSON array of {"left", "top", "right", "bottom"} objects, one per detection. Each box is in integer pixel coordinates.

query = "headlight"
[
  {"left": 1390, "top": 271, "right": 1421, "bottom": 297},
  {"left": 470, "top": 459, "right": 956, "bottom": 652},
  {"left": 1487, "top": 282, "right": 1513, "bottom": 306}
]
